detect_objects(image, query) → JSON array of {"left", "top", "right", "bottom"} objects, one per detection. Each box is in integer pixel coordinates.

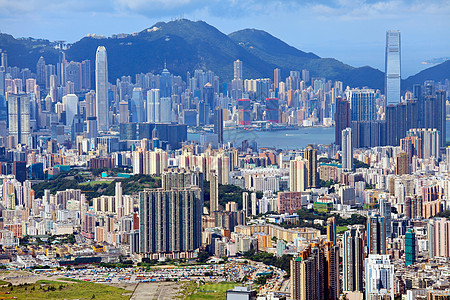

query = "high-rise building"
[
  {"left": 304, "top": 145, "right": 318, "bottom": 188},
  {"left": 139, "top": 187, "right": 202, "bottom": 255},
  {"left": 291, "top": 242, "right": 338, "bottom": 300},
  {"left": 365, "top": 254, "right": 394, "bottom": 300},
  {"left": 8, "top": 93, "right": 30, "bottom": 147},
  {"left": 405, "top": 228, "right": 416, "bottom": 266},
  {"left": 210, "top": 171, "right": 219, "bottom": 213},
  {"left": 251, "top": 192, "right": 257, "bottom": 216},
  {"left": 95, "top": 46, "right": 108, "bottom": 131},
  {"left": 238, "top": 98, "right": 251, "bottom": 126},
  {"left": 265, "top": 98, "right": 279, "bottom": 123},
  {"left": 335, "top": 98, "right": 350, "bottom": 147},
  {"left": 289, "top": 157, "right": 307, "bottom": 192},
  {"left": 379, "top": 197, "right": 392, "bottom": 238},
  {"left": 147, "top": 89, "right": 160, "bottom": 123},
  {"left": 291, "top": 246, "right": 325, "bottom": 300},
  {"left": 427, "top": 218, "right": 450, "bottom": 258},
  {"left": 234, "top": 59, "right": 243, "bottom": 80},
  {"left": 242, "top": 192, "right": 249, "bottom": 218},
  {"left": 62, "top": 94, "right": 78, "bottom": 128},
  {"left": 36, "top": 56, "right": 46, "bottom": 87},
  {"left": 342, "top": 128, "right": 353, "bottom": 171},
  {"left": 407, "top": 128, "right": 440, "bottom": 159},
  {"left": 324, "top": 241, "right": 340, "bottom": 300},
  {"left": 274, "top": 68, "right": 281, "bottom": 90},
  {"left": 343, "top": 226, "right": 364, "bottom": 293},
  {"left": 385, "top": 30, "right": 401, "bottom": 105},
  {"left": 131, "top": 87, "right": 144, "bottom": 123},
  {"left": 213, "top": 108, "right": 224, "bottom": 145},
  {"left": 396, "top": 152, "right": 409, "bottom": 175},
  {"left": 118, "top": 101, "right": 129, "bottom": 124},
  {"left": 346, "top": 88, "right": 377, "bottom": 122},
  {"left": 65, "top": 61, "right": 82, "bottom": 91},
  {"left": 160, "top": 97, "right": 172, "bottom": 123},
  {"left": 367, "top": 214, "right": 386, "bottom": 255}
]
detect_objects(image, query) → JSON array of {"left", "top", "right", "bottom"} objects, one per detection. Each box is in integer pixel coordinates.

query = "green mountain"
[
  {"left": 403, "top": 60, "right": 450, "bottom": 90},
  {"left": 0, "top": 19, "right": 446, "bottom": 92},
  {"left": 229, "top": 28, "right": 384, "bottom": 89}
]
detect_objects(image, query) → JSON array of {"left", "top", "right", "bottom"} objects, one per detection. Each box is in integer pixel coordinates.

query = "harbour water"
[
  {"left": 188, "top": 122, "right": 450, "bottom": 150},
  {"left": 188, "top": 127, "right": 335, "bottom": 150}
]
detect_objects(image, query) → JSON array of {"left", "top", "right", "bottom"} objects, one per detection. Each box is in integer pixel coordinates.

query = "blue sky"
[{"left": 0, "top": 0, "right": 449, "bottom": 77}]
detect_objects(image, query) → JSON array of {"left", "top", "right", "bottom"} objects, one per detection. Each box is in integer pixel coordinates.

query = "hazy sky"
[{"left": 1, "top": 0, "right": 449, "bottom": 77}]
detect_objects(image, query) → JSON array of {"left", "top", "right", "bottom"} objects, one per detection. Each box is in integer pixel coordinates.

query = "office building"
[
  {"left": 36, "top": 56, "right": 46, "bottom": 86},
  {"left": 95, "top": 46, "right": 108, "bottom": 131},
  {"left": 131, "top": 87, "right": 144, "bottom": 123},
  {"left": 343, "top": 226, "right": 364, "bottom": 293},
  {"left": 335, "top": 97, "right": 350, "bottom": 147},
  {"left": 265, "top": 98, "right": 279, "bottom": 123},
  {"left": 147, "top": 89, "right": 160, "bottom": 123},
  {"left": 342, "top": 128, "right": 353, "bottom": 171},
  {"left": 139, "top": 187, "right": 202, "bottom": 255},
  {"left": 238, "top": 99, "right": 251, "bottom": 125},
  {"left": 8, "top": 93, "right": 30, "bottom": 147},
  {"left": 365, "top": 254, "right": 394, "bottom": 300},
  {"left": 160, "top": 97, "right": 172, "bottom": 123},
  {"left": 214, "top": 108, "right": 224, "bottom": 145},
  {"left": 385, "top": 30, "right": 401, "bottom": 105},
  {"left": 62, "top": 94, "right": 78, "bottom": 128}
]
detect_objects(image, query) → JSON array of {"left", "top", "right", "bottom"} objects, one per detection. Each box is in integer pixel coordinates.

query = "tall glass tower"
[
  {"left": 95, "top": 46, "right": 108, "bottom": 131},
  {"left": 385, "top": 30, "right": 401, "bottom": 105}
]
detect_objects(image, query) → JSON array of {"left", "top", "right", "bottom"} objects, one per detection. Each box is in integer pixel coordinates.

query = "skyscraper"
[
  {"left": 147, "top": 89, "right": 160, "bottom": 123},
  {"left": 36, "top": 56, "right": 46, "bottom": 87},
  {"left": 385, "top": 30, "right": 401, "bottom": 105},
  {"left": 234, "top": 59, "right": 243, "bottom": 80},
  {"left": 367, "top": 214, "right": 386, "bottom": 255},
  {"left": 274, "top": 68, "right": 281, "bottom": 90},
  {"left": 342, "top": 128, "right": 353, "bottom": 171},
  {"left": 379, "top": 197, "right": 392, "bottom": 238},
  {"left": 139, "top": 187, "right": 202, "bottom": 255},
  {"left": 405, "top": 228, "right": 416, "bottom": 266},
  {"left": 335, "top": 97, "right": 350, "bottom": 147},
  {"left": 346, "top": 88, "right": 377, "bottom": 122},
  {"left": 8, "top": 93, "right": 30, "bottom": 147},
  {"left": 95, "top": 46, "right": 108, "bottom": 131},
  {"left": 289, "top": 157, "right": 307, "bottom": 192},
  {"left": 343, "top": 226, "right": 364, "bottom": 293},
  {"left": 214, "top": 108, "right": 224, "bottom": 145},
  {"left": 365, "top": 254, "right": 394, "bottom": 300},
  {"left": 210, "top": 171, "right": 219, "bottom": 213},
  {"left": 304, "top": 145, "right": 318, "bottom": 188}
]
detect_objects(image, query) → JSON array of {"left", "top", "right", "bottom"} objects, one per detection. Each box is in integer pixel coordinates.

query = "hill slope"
[
  {"left": 0, "top": 19, "right": 445, "bottom": 91},
  {"left": 229, "top": 28, "right": 384, "bottom": 89},
  {"left": 403, "top": 60, "right": 450, "bottom": 90}
]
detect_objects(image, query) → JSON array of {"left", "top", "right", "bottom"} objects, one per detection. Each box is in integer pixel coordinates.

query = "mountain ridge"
[{"left": 0, "top": 19, "right": 447, "bottom": 91}]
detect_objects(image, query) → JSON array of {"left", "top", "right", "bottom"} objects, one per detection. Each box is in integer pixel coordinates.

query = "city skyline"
[{"left": 0, "top": 1, "right": 449, "bottom": 77}]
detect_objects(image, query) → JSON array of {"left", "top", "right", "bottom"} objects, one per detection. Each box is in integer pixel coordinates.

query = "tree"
[{"left": 197, "top": 251, "right": 210, "bottom": 263}]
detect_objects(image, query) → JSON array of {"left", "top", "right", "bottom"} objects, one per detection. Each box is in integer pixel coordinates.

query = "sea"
[{"left": 187, "top": 122, "right": 450, "bottom": 150}]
